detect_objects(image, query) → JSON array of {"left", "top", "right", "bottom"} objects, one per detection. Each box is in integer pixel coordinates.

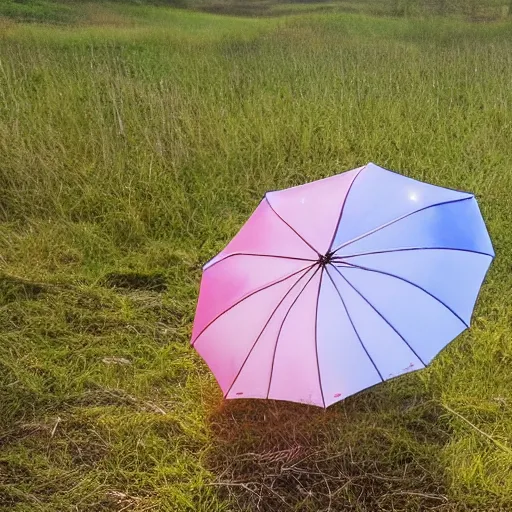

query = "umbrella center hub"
[{"left": 319, "top": 252, "right": 334, "bottom": 266}]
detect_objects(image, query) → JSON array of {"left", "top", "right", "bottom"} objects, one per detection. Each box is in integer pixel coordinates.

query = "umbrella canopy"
[{"left": 191, "top": 163, "right": 494, "bottom": 408}]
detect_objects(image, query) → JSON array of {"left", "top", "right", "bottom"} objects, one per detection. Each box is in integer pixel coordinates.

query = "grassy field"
[{"left": 1, "top": 1, "right": 512, "bottom": 510}]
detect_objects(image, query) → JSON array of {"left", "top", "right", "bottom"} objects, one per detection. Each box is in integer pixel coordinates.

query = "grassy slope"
[
  {"left": 1, "top": 3, "right": 512, "bottom": 511},
  {"left": 0, "top": 0, "right": 511, "bottom": 22}
]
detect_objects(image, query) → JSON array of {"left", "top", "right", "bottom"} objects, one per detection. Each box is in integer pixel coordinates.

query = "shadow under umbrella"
[{"left": 205, "top": 372, "right": 453, "bottom": 512}]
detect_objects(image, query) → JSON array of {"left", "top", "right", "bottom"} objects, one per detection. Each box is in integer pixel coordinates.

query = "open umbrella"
[{"left": 191, "top": 163, "right": 494, "bottom": 407}]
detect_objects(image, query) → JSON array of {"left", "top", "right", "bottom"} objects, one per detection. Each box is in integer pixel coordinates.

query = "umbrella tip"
[{"left": 319, "top": 251, "right": 334, "bottom": 266}]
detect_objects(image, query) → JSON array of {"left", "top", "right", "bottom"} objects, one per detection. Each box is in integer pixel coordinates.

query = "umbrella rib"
[
  {"left": 224, "top": 265, "right": 317, "bottom": 399},
  {"left": 266, "top": 266, "right": 321, "bottom": 399},
  {"left": 191, "top": 263, "right": 315, "bottom": 347},
  {"left": 314, "top": 267, "right": 326, "bottom": 408},
  {"left": 336, "top": 262, "right": 469, "bottom": 328},
  {"left": 264, "top": 196, "right": 321, "bottom": 257},
  {"left": 204, "top": 252, "right": 316, "bottom": 271},
  {"left": 331, "top": 196, "right": 473, "bottom": 255},
  {"left": 325, "top": 267, "right": 384, "bottom": 382},
  {"left": 333, "top": 246, "right": 494, "bottom": 260},
  {"left": 327, "top": 164, "right": 367, "bottom": 252},
  {"left": 329, "top": 264, "right": 427, "bottom": 368}
]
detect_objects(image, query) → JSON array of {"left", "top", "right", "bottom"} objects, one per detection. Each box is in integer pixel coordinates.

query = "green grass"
[{"left": 1, "top": 2, "right": 512, "bottom": 510}]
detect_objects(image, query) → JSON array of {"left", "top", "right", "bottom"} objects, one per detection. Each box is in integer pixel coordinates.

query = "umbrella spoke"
[
  {"left": 314, "top": 268, "right": 326, "bottom": 408},
  {"left": 329, "top": 264, "right": 427, "bottom": 368},
  {"left": 331, "top": 196, "right": 473, "bottom": 256},
  {"left": 265, "top": 196, "right": 322, "bottom": 257},
  {"left": 266, "top": 266, "right": 322, "bottom": 399},
  {"left": 324, "top": 267, "right": 384, "bottom": 382},
  {"left": 332, "top": 246, "right": 494, "bottom": 260},
  {"left": 332, "top": 261, "right": 468, "bottom": 328},
  {"left": 204, "top": 252, "right": 316, "bottom": 272},
  {"left": 326, "top": 165, "right": 367, "bottom": 253},
  {"left": 225, "top": 264, "right": 318, "bottom": 398},
  {"left": 192, "top": 263, "right": 316, "bottom": 346}
]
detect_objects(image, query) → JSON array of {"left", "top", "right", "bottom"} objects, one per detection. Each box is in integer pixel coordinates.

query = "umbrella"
[{"left": 191, "top": 162, "right": 494, "bottom": 407}]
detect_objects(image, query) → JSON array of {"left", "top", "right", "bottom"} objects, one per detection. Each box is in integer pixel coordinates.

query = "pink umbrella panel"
[{"left": 191, "top": 163, "right": 494, "bottom": 408}]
